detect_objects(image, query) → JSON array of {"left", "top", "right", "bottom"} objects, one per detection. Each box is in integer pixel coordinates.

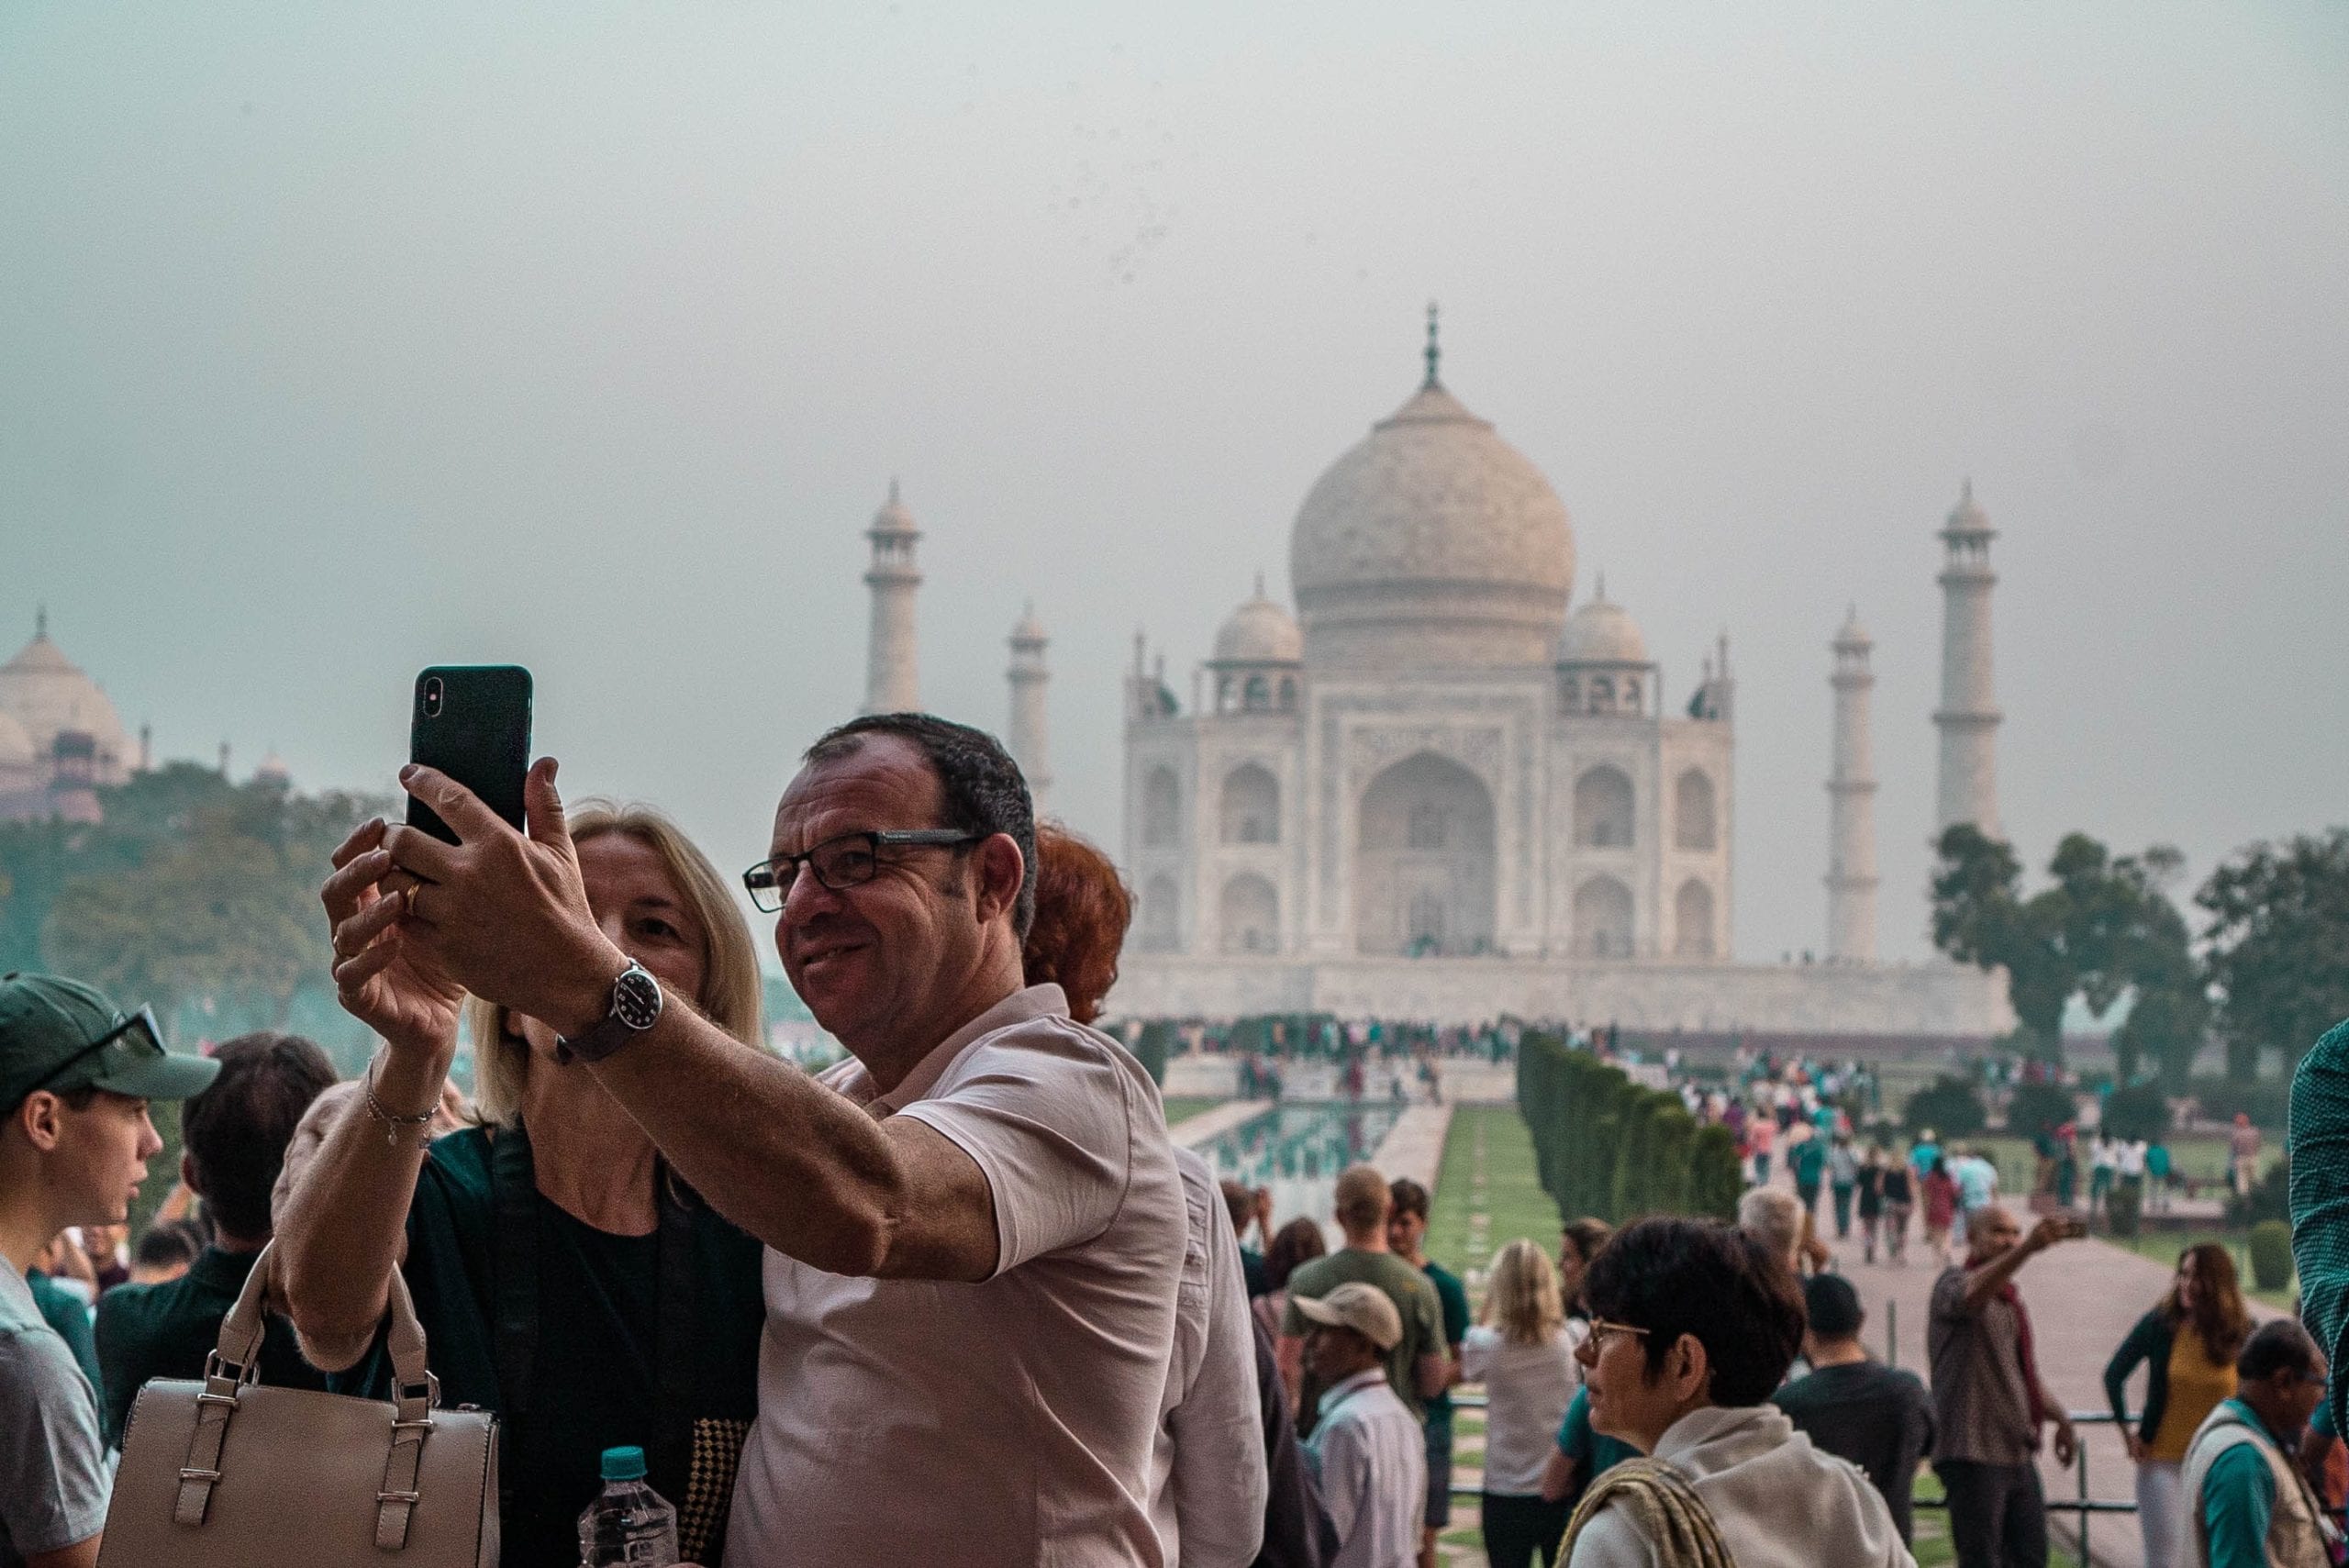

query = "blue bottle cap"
[{"left": 599, "top": 1446, "right": 648, "bottom": 1482}]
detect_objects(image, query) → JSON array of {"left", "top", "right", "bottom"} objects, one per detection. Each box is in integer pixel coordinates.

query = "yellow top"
[{"left": 2150, "top": 1325, "right": 2238, "bottom": 1462}]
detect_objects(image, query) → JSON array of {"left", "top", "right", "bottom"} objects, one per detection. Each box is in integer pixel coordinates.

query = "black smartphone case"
[{"left": 406, "top": 665, "right": 532, "bottom": 844}]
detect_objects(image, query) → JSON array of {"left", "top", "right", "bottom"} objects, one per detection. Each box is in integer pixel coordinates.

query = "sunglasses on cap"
[{"left": 30, "top": 1006, "right": 166, "bottom": 1095}]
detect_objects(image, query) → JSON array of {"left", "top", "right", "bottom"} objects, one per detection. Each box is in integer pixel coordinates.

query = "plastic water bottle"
[{"left": 576, "top": 1446, "right": 679, "bottom": 1567}]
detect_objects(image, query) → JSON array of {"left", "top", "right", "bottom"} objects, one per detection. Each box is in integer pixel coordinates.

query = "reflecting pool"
[{"left": 1189, "top": 1104, "right": 1402, "bottom": 1241}]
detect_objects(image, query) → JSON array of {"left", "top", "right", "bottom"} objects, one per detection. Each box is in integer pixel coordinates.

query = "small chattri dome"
[
  {"left": 1944, "top": 478, "right": 1992, "bottom": 536},
  {"left": 870, "top": 478, "right": 918, "bottom": 538},
  {"left": 1213, "top": 578, "right": 1303, "bottom": 665},
  {"left": 1557, "top": 581, "right": 1650, "bottom": 666}
]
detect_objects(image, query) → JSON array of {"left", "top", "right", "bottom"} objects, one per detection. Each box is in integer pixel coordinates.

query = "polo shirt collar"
[
  {"left": 186, "top": 1245, "right": 262, "bottom": 1296},
  {"left": 839, "top": 984, "right": 1073, "bottom": 1117}
]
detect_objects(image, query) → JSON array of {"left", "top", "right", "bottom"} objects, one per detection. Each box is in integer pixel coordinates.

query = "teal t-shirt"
[
  {"left": 337, "top": 1126, "right": 765, "bottom": 1568},
  {"left": 1420, "top": 1260, "right": 1470, "bottom": 1418},
  {"left": 1556, "top": 1385, "right": 1638, "bottom": 1474},
  {"left": 2199, "top": 1400, "right": 2279, "bottom": 1568},
  {"left": 1792, "top": 1138, "right": 1827, "bottom": 1188}
]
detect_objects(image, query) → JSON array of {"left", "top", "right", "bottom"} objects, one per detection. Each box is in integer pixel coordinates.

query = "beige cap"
[{"left": 1294, "top": 1282, "right": 1404, "bottom": 1351}]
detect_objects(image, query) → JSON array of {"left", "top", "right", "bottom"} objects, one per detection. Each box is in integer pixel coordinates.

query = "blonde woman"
[
  {"left": 279, "top": 800, "right": 771, "bottom": 1568},
  {"left": 1462, "top": 1239, "right": 1582, "bottom": 1568}
]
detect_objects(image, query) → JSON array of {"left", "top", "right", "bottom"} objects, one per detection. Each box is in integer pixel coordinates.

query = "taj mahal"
[{"left": 855, "top": 315, "right": 2015, "bottom": 1040}]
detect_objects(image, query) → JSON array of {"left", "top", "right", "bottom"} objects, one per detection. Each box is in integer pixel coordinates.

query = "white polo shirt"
[{"left": 726, "top": 984, "right": 1187, "bottom": 1567}]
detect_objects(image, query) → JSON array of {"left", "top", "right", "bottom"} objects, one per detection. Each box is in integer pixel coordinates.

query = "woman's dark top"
[
  {"left": 1856, "top": 1167, "right": 1885, "bottom": 1219},
  {"left": 2104, "top": 1307, "right": 2178, "bottom": 1444},
  {"left": 1881, "top": 1166, "right": 1914, "bottom": 1207},
  {"left": 335, "top": 1125, "right": 764, "bottom": 1568}
]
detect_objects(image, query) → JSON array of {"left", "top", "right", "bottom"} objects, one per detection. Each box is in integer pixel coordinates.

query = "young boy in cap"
[
  {"left": 0, "top": 972, "right": 218, "bottom": 1568},
  {"left": 1297, "top": 1280, "right": 1428, "bottom": 1568}
]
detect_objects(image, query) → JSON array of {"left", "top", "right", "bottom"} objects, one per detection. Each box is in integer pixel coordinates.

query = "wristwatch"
[{"left": 555, "top": 960, "right": 663, "bottom": 1064}]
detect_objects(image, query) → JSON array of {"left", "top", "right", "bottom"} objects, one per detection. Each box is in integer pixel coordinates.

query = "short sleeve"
[
  {"left": 0, "top": 1329, "right": 108, "bottom": 1556},
  {"left": 898, "top": 1025, "right": 1144, "bottom": 1276},
  {"left": 1436, "top": 1271, "right": 1470, "bottom": 1346},
  {"left": 1410, "top": 1274, "right": 1444, "bottom": 1359},
  {"left": 2291, "top": 1020, "right": 2349, "bottom": 1438},
  {"left": 1460, "top": 1325, "right": 1497, "bottom": 1384},
  {"left": 1931, "top": 1265, "right": 1973, "bottom": 1326}
]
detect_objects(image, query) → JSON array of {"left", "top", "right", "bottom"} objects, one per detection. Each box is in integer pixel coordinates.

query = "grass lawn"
[
  {"left": 1426, "top": 1104, "right": 1561, "bottom": 1284},
  {"left": 1159, "top": 1095, "right": 1225, "bottom": 1125}
]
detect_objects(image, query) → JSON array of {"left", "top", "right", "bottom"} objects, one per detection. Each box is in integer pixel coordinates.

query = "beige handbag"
[{"left": 99, "top": 1240, "right": 499, "bottom": 1567}]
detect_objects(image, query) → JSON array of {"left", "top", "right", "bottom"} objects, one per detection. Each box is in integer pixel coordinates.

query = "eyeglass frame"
[
  {"left": 741, "top": 829, "right": 983, "bottom": 912},
  {"left": 30, "top": 1006, "right": 166, "bottom": 1095},
  {"left": 1582, "top": 1316, "right": 1652, "bottom": 1353}
]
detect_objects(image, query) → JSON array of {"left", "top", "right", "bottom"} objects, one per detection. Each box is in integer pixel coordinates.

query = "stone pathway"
[
  {"left": 1372, "top": 1104, "right": 1453, "bottom": 1192},
  {"left": 1164, "top": 1098, "right": 1273, "bottom": 1148},
  {"left": 1824, "top": 1209, "right": 2284, "bottom": 1568}
]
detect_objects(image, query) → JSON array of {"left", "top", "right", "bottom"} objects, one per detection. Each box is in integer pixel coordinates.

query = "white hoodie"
[{"left": 1569, "top": 1404, "right": 1916, "bottom": 1568}]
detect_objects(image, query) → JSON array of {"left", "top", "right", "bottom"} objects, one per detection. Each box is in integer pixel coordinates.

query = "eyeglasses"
[
  {"left": 1584, "top": 1317, "right": 1652, "bottom": 1353},
  {"left": 741, "top": 830, "right": 981, "bottom": 912},
  {"left": 31, "top": 1006, "right": 165, "bottom": 1095}
]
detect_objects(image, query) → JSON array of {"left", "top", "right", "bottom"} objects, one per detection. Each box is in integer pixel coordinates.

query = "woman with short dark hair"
[{"left": 1561, "top": 1218, "right": 1910, "bottom": 1568}]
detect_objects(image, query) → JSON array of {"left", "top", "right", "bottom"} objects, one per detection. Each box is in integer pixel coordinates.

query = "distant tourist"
[
  {"left": 1879, "top": 1151, "right": 1915, "bottom": 1265},
  {"left": 1791, "top": 1126, "right": 1828, "bottom": 1218},
  {"left": 1855, "top": 1142, "right": 1887, "bottom": 1262},
  {"left": 1297, "top": 1283, "right": 1427, "bottom": 1568},
  {"left": 1829, "top": 1131, "right": 1861, "bottom": 1240},
  {"left": 1774, "top": 1273, "right": 1936, "bottom": 1544},
  {"left": 0, "top": 971, "right": 220, "bottom": 1567},
  {"left": 2182, "top": 1319, "right": 2332, "bottom": 1568},
  {"left": 2092, "top": 1133, "right": 2121, "bottom": 1219},
  {"left": 1386, "top": 1178, "right": 1467, "bottom": 1568},
  {"left": 1930, "top": 1205, "right": 2081, "bottom": 1568},
  {"left": 1556, "top": 1218, "right": 1612, "bottom": 1320},
  {"left": 1279, "top": 1166, "right": 1446, "bottom": 1436},
  {"left": 1951, "top": 1145, "right": 1999, "bottom": 1221},
  {"left": 124, "top": 1218, "right": 204, "bottom": 1285},
  {"left": 1922, "top": 1155, "right": 1959, "bottom": 1261},
  {"left": 1462, "top": 1240, "right": 1580, "bottom": 1568},
  {"left": 2227, "top": 1115, "right": 2263, "bottom": 1200},
  {"left": 2105, "top": 1243, "right": 2252, "bottom": 1568},
  {"left": 1557, "top": 1218, "right": 1908, "bottom": 1568},
  {"left": 95, "top": 1030, "right": 338, "bottom": 1449}
]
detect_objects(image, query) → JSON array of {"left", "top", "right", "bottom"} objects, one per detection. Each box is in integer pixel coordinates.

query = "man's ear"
[
  {"left": 973, "top": 832, "right": 1026, "bottom": 925},
  {"left": 182, "top": 1151, "right": 202, "bottom": 1198},
  {"left": 14, "top": 1091, "right": 64, "bottom": 1154}
]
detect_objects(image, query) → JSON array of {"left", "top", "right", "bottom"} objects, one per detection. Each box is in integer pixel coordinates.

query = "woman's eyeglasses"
[{"left": 1584, "top": 1317, "right": 1651, "bottom": 1352}]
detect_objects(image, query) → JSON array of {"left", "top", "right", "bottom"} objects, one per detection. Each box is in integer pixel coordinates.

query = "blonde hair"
[
  {"left": 1486, "top": 1238, "right": 1564, "bottom": 1345},
  {"left": 462, "top": 799, "right": 766, "bottom": 1128}
]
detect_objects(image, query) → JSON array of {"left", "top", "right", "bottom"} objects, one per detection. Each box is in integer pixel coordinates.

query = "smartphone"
[{"left": 406, "top": 665, "right": 533, "bottom": 844}]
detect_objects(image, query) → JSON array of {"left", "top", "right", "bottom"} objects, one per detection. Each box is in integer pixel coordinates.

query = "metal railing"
[{"left": 1445, "top": 1391, "right": 2140, "bottom": 1562}]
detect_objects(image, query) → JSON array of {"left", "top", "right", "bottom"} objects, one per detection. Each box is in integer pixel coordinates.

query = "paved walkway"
[
  {"left": 1372, "top": 1104, "right": 1453, "bottom": 1191},
  {"left": 1164, "top": 1097, "right": 1273, "bottom": 1148},
  {"left": 1824, "top": 1211, "right": 2283, "bottom": 1568}
]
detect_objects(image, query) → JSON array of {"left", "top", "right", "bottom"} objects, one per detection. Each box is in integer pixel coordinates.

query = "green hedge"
[
  {"left": 2249, "top": 1219, "right": 2293, "bottom": 1291},
  {"left": 1516, "top": 1030, "right": 1741, "bottom": 1224}
]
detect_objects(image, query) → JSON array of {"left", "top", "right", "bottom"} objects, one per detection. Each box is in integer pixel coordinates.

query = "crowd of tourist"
[{"left": 6, "top": 706, "right": 2348, "bottom": 1568}]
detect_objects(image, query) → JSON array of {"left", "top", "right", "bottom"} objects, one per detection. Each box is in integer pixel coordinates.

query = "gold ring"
[{"left": 402, "top": 884, "right": 418, "bottom": 918}]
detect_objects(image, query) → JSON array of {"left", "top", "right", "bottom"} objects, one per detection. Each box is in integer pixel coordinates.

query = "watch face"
[{"left": 612, "top": 966, "right": 662, "bottom": 1030}]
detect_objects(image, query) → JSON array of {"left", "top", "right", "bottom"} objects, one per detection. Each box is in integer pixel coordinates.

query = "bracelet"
[{"left": 364, "top": 1059, "right": 439, "bottom": 1151}]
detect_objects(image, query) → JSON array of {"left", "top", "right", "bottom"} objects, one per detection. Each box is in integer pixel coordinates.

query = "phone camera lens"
[{"left": 421, "top": 677, "right": 444, "bottom": 718}]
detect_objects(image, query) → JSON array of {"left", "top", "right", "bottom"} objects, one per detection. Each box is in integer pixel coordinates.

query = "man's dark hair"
[
  {"left": 1582, "top": 1216, "right": 1805, "bottom": 1405},
  {"left": 1389, "top": 1177, "right": 1431, "bottom": 1222},
  {"left": 181, "top": 1032, "right": 336, "bottom": 1242},
  {"left": 804, "top": 713, "right": 1039, "bottom": 938},
  {"left": 132, "top": 1218, "right": 204, "bottom": 1273},
  {"left": 1802, "top": 1273, "right": 1865, "bottom": 1340},
  {"left": 2238, "top": 1318, "right": 2322, "bottom": 1384}
]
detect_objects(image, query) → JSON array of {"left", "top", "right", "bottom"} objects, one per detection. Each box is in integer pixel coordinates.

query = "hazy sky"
[{"left": 6, "top": 1, "right": 2345, "bottom": 968}]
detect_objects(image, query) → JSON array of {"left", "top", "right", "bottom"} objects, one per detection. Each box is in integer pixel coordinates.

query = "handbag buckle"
[
  {"left": 179, "top": 1467, "right": 224, "bottom": 1483},
  {"left": 201, "top": 1350, "right": 258, "bottom": 1388},
  {"left": 376, "top": 1489, "right": 423, "bottom": 1505}
]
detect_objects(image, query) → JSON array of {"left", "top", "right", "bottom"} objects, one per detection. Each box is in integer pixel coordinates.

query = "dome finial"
[
  {"left": 1253, "top": 570, "right": 1265, "bottom": 598},
  {"left": 1422, "top": 300, "right": 1441, "bottom": 389},
  {"left": 34, "top": 604, "right": 47, "bottom": 640}
]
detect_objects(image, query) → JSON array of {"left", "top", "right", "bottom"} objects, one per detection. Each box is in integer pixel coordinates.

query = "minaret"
[
  {"left": 1933, "top": 480, "right": 2002, "bottom": 838},
  {"left": 1006, "top": 604, "right": 1051, "bottom": 807},
  {"left": 862, "top": 481, "right": 921, "bottom": 714},
  {"left": 1825, "top": 607, "right": 1879, "bottom": 962}
]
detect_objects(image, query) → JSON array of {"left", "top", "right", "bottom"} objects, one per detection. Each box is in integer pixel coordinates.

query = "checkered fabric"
[{"left": 681, "top": 1417, "right": 751, "bottom": 1563}]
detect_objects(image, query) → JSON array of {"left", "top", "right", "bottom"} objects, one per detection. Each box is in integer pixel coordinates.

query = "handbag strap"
[
  {"left": 176, "top": 1240, "right": 440, "bottom": 1549},
  {"left": 489, "top": 1123, "right": 540, "bottom": 1517}
]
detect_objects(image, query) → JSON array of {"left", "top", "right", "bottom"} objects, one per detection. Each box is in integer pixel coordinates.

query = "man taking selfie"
[{"left": 325, "top": 714, "right": 1186, "bottom": 1567}]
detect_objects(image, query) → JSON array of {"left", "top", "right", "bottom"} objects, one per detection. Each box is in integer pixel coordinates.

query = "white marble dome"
[
  {"left": 0, "top": 709, "right": 35, "bottom": 772},
  {"left": 1212, "top": 584, "right": 1303, "bottom": 664},
  {"left": 0, "top": 622, "right": 132, "bottom": 782},
  {"left": 1289, "top": 380, "right": 1575, "bottom": 668},
  {"left": 1557, "top": 585, "right": 1650, "bottom": 666}
]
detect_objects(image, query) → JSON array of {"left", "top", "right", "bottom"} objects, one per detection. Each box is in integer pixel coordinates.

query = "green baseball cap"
[{"left": 0, "top": 973, "right": 220, "bottom": 1113}]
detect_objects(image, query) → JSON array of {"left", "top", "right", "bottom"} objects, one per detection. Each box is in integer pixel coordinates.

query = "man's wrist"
[{"left": 547, "top": 941, "right": 632, "bottom": 1042}]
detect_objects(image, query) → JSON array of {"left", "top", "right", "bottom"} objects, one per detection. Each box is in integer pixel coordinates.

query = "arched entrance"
[{"left": 1354, "top": 751, "right": 1496, "bottom": 956}]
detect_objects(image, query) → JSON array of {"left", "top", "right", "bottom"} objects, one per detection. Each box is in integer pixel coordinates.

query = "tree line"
[
  {"left": 1930, "top": 822, "right": 2349, "bottom": 1086},
  {"left": 0, "top": 764, "right": 388, "bottom": 1068},
  {"left": 1515, "top": 1029, "right": 1742, "bottom": 1225}
]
